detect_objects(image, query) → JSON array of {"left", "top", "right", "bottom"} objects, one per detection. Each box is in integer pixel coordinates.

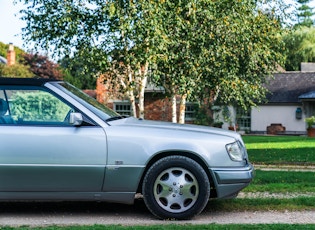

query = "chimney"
[{"left": 7, "top": 43, "right": 16, "bottom": 66}]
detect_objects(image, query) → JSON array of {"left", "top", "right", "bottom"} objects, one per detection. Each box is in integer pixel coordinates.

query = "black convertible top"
[{"left": 0, "top": 77, "right": 60, "bottom": 86}]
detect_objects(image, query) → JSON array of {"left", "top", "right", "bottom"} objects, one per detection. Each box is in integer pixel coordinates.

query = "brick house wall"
[
  {"left": 91, "top": 76, "right": 185, "bottom": 122},
  {"left": 143, "top": 93, "right": 173, "bottom": 121}
]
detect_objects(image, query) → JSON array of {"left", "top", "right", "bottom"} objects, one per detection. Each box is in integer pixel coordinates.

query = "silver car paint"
[
  {"left": 0, "top": 126, "right": 107, "bottom": 192},
  {"left": 106, "top": 117, "right": 244, "bottom": 167},
  {"left": 103, "top": 117, "right": 253, "bottom": 198}
]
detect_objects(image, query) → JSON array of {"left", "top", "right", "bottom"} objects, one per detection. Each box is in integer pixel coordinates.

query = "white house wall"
[{"left": 251, "top": 105, "right": 306, "bottom": 132}]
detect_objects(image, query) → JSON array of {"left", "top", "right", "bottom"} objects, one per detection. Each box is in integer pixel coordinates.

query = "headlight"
[{"left": 226, "top": 141, "right": 245, "bottom": 162}]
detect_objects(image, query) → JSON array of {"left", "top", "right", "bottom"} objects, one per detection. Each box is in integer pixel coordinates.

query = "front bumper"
[{"left": 211, "top": 163, "right": 255, "bottom": 198}]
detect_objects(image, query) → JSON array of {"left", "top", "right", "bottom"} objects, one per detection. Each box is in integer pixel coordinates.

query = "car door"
[{"left": 0, "top": 86, "right": 107, "bottom": 192}]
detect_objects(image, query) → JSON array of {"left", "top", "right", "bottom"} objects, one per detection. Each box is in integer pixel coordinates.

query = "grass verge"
[
  {"left": 207, "top": 197, "right": 315, "bottom": 212},
  {"left": 243, "top": 170, "right": 315, "bottom": 193},
  {"left": 242, "top": 135, "right": 315, "bottom": 165}
]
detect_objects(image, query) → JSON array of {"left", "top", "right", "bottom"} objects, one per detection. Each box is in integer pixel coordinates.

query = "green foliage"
[
  {"left": 11, "top": 91, "right": 69, "bottom": 121},
  {"left": 295, "top": 0, "right": 315, "bottom": 27},
  {"left": 17, "top": 0, "right": 166, "bottom": 115},
  {"left": 283, "top": 27, "right": 315, "bottom": 71},
  {"left": 305, "top": 116, "right": 315, "bottom": 128},
  {"left": 17, "top": 0, "right": 286, "bottom": 116},
  {"left": 208, "top": 1, "right": 285, "bottom": 109},
  {"left": 153, "top": 0, "right": 285, "bottom": 110},
  {"left": 0, "top": 63, "right": 33, "bottom": 78},
  {"left": 59, "top": 55, "right": 97, "bottom": 89},
  {"left": 193, "top": 105, "right": 213, "bottom": 126}
]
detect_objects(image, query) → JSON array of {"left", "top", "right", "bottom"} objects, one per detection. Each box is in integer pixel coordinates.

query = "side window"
[
  {"left": 0, "top": 90, "right": 10, "bottom": 124},
  {"left": 6, "top": 89, "right": 73, "bottom": 125},
  {"left": 0, "top": 90, "right": 5, "bottom": 99}
]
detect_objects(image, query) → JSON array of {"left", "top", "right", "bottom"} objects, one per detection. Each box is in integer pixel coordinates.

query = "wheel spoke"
[
  {"left": 154, "top": 180, "right": 173, "bottom": 198},
  {"left": 180, "top": 177, "right": 198, "bottom": 200}
]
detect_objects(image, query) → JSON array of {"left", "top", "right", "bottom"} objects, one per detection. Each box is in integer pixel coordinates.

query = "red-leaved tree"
[{"left": 22, "top": 53, "right": 63, "bottom": 79}]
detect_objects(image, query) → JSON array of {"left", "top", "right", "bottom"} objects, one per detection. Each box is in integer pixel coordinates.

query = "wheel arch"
[{"left": 136, "top": 150, "right": 217, "bottom": 198}]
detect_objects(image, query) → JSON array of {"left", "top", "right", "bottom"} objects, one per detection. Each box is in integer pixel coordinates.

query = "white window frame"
[
  {"left": 185, "top": 102, "right": 197, "bottom": 121},
  {"left": 236, "top": 107, "right": 251, "bottom": 131},
  {"left": 113, "top": 101, "right": 132, "bottom": 116}
]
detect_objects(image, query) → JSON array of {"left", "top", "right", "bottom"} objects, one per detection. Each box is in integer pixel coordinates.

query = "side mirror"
[{"left": 69, "top": 112, "right": 83, "bottom": 126}]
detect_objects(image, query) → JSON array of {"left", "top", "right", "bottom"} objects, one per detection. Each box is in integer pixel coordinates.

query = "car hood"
[{"left": 107, "top": 117, "right": 241, "bottom": 140}]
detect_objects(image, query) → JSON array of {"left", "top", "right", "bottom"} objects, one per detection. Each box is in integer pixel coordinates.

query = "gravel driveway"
[{"left": 1, "top": 199, "right": 314, "bottom": 227}]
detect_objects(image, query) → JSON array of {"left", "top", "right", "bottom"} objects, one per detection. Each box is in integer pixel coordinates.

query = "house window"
[
  {"left": 114, "top": 101, "right": 132, "bottom": 116},
  {"left": 185, "top": 103, "right": 197, "bottom": 121},
  {"left": 308, "top": 103, "right": 315, "bottom": 117},
  {"left": 236, "top": 107, "right": 251, "bottom": 131}
]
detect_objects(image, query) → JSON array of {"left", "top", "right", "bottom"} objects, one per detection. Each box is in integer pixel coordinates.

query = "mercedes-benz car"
[{"left": 0, "top": 77, "right": 254, "bottom": 220}]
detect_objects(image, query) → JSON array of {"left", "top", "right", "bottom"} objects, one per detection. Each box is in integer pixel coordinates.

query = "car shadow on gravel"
[
  {"left": 0, "top": 198, "right": 229, "bottom": 221},
  {"left": 0, "top": 198, "right": 152, "bottom": 217}
]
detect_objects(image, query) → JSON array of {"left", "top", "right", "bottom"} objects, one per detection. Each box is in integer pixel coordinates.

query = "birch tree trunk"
[
  {"left": 138, "top": 62, "right": 148, "bottom": 119},
  {"left": 128, "top": 89, "right": 136, "bottom": 117},
  {"left": 171, "top": 94, "right": 177, "bottom": 123},
  {"left": 126, "top": 65, "right": 137, "bottom": 117},
  {"left": 178, "top": 93, "right": 187, "bottom": 124}
]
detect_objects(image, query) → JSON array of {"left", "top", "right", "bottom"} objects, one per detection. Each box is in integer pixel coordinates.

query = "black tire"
[{"left": 142, "top": 155, "right": 210, "bottom": 220}]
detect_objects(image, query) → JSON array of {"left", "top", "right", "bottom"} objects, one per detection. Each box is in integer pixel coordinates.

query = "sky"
[
  {"left": 0, "top": 0, "right": 26, "bottom": 49},
  {"left": 0, "top": 0, "right": 315, "bottom": 51}
]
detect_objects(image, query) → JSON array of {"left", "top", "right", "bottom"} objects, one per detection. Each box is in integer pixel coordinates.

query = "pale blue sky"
[{"left": 0, "top": 0, "right": 26, "bottom": 48}]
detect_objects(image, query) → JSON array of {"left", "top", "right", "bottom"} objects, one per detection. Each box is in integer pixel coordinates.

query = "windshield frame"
[{"left": 50, "top": 81, "right": 119, "bottom": 121}]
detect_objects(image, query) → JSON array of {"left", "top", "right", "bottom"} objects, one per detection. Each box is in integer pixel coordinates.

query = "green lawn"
[
  {"left": 244, "top": 170, "right": 315, "bottom": 193},
  {"left": 207, "top": 196, "right": 315, "bottom": 211},
  {"left": 243, "top": 135, "right": 315, "bottom": 165}
]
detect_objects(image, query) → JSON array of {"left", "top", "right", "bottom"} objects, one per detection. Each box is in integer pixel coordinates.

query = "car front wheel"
[{"left": 142, "top": 155, "right": 210, "bottom": 220}]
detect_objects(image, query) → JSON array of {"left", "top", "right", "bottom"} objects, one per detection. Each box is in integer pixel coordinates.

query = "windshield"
[{"left": 52, "top": 82, "right": 119, "bottom": 121}]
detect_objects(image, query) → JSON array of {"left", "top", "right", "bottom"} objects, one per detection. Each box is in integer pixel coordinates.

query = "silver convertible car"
[{"left": 0, "top": 77, "right": 254, "bottom": 220}]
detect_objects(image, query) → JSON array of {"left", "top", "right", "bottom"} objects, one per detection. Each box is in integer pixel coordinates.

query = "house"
[
  {"left": 250, "top": 69, "right": 315, "bottom": 135},
  {"left": 97, "top": 63, "right": 315, "bottom": 134}
]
